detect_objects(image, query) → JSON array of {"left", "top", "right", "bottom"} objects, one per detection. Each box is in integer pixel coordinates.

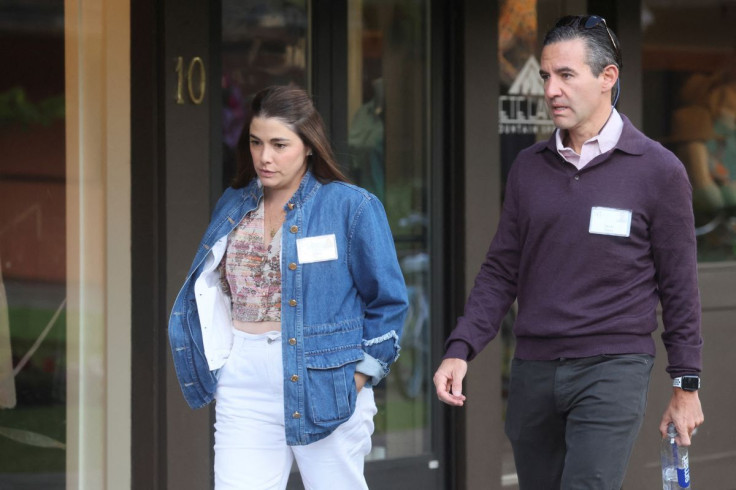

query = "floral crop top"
[{"left": 219, "top": 200, "right": 282, "bottom": 322}]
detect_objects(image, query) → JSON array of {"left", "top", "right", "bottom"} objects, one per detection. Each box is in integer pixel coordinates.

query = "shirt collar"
[
  {"left": 540, "top": 112, "right": 648, "bottom": 157},
  {"left": 555, "top": 108, "right": 624, "bottom": 156}
]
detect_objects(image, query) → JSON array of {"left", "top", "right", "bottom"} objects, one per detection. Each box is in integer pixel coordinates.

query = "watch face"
[{"left": 681, "top": 376, "right": 700, "bottom": 391}]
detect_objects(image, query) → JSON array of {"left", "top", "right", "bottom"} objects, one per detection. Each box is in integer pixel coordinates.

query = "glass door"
[
  {"left": 632, "top": 2, "right": 736, "bottom": 487},
  {"left": 497, "top": 0, "right": 569, "bottom": 487},
  {"left": 345, "top": 0, "right": 434, "bottom": 466},
  {"left": 220, "top": 0, "right": 310, "bottom": 190},
  {"left": 0, "top": 3, "right": 67, "bottom": 488},
  {"left": 219, "top": 1, "right": 442, "bottom": 487}
]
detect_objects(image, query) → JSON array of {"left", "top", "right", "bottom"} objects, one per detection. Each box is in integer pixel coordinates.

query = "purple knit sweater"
[{"left": 445, "top": 116, "right": 703, "bottom": 377}]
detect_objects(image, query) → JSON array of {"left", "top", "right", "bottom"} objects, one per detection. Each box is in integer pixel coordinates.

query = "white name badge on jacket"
[
  {"left": 296, "top": 234, "right": 338, "bottom": 263},
  {"left": 588, "top": 206, "right": 632, "bottom": 237}
]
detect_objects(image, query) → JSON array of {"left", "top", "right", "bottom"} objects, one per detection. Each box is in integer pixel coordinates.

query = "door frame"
[{"left": 130, "top": 0, "right": 462, "bottom": 488}]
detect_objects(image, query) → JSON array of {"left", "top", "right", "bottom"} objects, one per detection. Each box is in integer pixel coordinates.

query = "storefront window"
[
  {"left": 221, "top": 0, "right": 309, "bottom": 188},
  {"left": 497, "top": 0, "right": 567, "bottom": 486},
  {"left": 346, "top": 0, "right": 432, "bottom": 461},
  {"left": 642, "top": 1, "right": 736, "bottom": 262},
  {"left": 498, "top": 0, "right": 548, "bottom": 486},
  {"left": 221, "top": 0, "right": 432, "bottom": 464},
  {"left": 0, "top": 2, "right": 67, "bottom": 487}
]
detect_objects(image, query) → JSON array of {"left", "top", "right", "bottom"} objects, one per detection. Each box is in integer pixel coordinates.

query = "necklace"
[{"left": 264, "top": 202, "right": 285, "bottom": 241}]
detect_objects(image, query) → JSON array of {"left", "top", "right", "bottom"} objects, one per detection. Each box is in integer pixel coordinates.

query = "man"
[{"left": 434, "top": 15, "right": 704, "bottom": 489}]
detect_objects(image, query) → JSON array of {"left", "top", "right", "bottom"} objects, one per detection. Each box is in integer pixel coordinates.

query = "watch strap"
[{"left": 672, "top": 376, "right": 700, "bottom": 391}]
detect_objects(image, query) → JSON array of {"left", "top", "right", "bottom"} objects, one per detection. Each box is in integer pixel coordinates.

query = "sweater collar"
[{"left": 539, "top": 114, "right": 648, "bottom": 157}]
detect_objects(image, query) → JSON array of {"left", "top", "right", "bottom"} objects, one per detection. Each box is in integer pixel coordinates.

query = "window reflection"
[
  {"left": 221, "top": 0, "right": 309, "bottom": 187},
  {"left": 346, "top": 0, "right": 431, "bottom": 460},
  {"left": 668, "top": 76, "right": 736, "bottom": 242},
  {"left": 0, "top": 2, "right": 67, "bottom": 488},
  {"left": 348, "top": 77, "right": 385, "bottom": 202},
  {"left": 643, "top": 1, "right": 736, "bottom": 261},
  {"left": 497, "top": 0, "right": 553, "bottom": 486},
  {"left": 221, "top": 0, "right": 433, "bottom": 463}
]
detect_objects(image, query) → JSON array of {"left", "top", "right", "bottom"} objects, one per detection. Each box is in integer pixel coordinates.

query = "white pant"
[{"left": 214, "top": 330, "right": 377, "bottom": 490}]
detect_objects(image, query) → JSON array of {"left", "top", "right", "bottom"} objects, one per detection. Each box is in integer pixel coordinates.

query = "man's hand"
[
  {"left": 433, "top": 358, "right": 468, "bottom": 406},
  {"left": 659, "top": 389, "right": 704, "bottom": 446}
]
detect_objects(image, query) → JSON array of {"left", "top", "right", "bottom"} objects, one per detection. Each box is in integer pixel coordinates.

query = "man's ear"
[{"left": 601, "top": 64, "right": 619, "bottom": 93}]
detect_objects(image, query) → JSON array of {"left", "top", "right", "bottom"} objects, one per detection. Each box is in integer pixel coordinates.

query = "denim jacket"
[{"left": 168, "top": 171, "right": 408, "bottom": 445}]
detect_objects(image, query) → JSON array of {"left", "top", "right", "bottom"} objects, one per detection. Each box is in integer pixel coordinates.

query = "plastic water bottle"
[{"left": 661, "top": 423, "right": 691, "bottom": 489}]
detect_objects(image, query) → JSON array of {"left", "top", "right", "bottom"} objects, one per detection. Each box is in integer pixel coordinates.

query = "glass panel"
[
  {"left": 0, "top": 2, "right": 67, "bottom": 488},
  {"left": 498, "top": 0, "right": 541, "bottom": 484},
  {"left": 221, "top": 0, "right": 309, "bottom": 187},
  {"left": 642, "top": 1, "right": 736, "bottom": 261},
  {"left": 221, "top": 0, "right": 433, "bottom": 465},
  {"left": 497, "top": 0, "right": 568, "bottom": 486},
  {"left": 346, "top": 0, "right": 431, "bottom": 460}
]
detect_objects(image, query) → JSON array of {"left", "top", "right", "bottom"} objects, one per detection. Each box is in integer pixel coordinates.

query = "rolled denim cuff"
[{"left": 355, "top": 352, "right": 386, "bottom": 386}]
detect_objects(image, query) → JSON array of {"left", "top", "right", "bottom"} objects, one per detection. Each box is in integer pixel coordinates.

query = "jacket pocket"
[
  {"left": 302, "top": 317, "right": 363, "bottom": 356},
  {"left": 305, "top": 346, "right": 363, "bottom": 424}
]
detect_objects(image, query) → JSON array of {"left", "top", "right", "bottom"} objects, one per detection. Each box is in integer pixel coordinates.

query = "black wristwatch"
[{"left": 673, "top": 376, "right": 700, "bottom": 392}]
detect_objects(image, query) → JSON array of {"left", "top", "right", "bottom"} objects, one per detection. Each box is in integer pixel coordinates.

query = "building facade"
[{"left": 0, "top": 0, "right": 734, "bottom": 488}]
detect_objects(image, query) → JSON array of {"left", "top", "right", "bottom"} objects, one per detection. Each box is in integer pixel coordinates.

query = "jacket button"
[
  {"left": 574, "top": 175, "right": 580, "bottom": 181},
  {"left": 287, "top": 203, "right": 295, "bottom": 210},
  {"left": 292, "top": 411, "right": 301, "bottom": 419},
  {"left": 290, "top": 225, "right": 299, "bottom": 233},
  {"left": 289, "top": 338, "right": 297, "bottom": 345},
  {"left": 289, "top": 299, "right": 297, "bottom": 307},
  {"left": 291, "top": 374, "right": 299, "bottom": 382},
  {"left": 288, "top": 262, "right": 297, "bottom": 270}
]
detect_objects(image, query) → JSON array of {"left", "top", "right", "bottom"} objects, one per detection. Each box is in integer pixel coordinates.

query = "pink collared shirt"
[{"left": 556, "top": 108, "right": 624, "bottom": 170}]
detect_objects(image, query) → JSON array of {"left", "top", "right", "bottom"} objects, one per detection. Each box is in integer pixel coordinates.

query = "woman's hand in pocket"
[{"left": 354, "top": 372, "right": 369, "bottom": 392}]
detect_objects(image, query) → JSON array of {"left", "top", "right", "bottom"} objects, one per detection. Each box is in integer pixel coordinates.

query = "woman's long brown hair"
[{"left": 232, "top": 85, "right": 350, "bottom": 189}]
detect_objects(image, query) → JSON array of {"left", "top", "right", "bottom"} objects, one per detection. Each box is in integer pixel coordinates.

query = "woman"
[{"left": 168, "top": 85, "right": 408, "bottom": 489}]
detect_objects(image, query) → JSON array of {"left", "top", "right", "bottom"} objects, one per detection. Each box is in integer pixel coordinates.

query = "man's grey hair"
[{"left": 543, "top": 19, "right": 621, "bottom": 77}]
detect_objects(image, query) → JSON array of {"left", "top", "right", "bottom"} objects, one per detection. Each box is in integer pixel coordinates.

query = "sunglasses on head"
[
  {"left": 556, "top": 15, "right": 622, "bottom": 106},
  {"left": 556, "top": 15, "right": 619, "bottom": 61}
]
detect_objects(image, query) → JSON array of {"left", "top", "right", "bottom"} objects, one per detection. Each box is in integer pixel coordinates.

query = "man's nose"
[{"left": 545, "top": 77, "right": 561, "bottom": 99}]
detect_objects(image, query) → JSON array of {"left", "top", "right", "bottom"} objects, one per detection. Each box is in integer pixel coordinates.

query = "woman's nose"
[{"left": 258, "top": 145, "right": 273, "bottom": 164}]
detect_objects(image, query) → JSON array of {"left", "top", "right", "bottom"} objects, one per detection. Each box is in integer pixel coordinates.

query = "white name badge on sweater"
[
  {"left": 589, "top": 206, "right": 632, "bottom": 237},
  {"left": 296, "top": 234, "right": 338, "bottom": 264}
]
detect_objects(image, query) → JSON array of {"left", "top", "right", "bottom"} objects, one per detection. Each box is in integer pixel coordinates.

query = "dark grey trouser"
[{"left": 504, "top": 354, "right": 654, "bottom": 490}]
